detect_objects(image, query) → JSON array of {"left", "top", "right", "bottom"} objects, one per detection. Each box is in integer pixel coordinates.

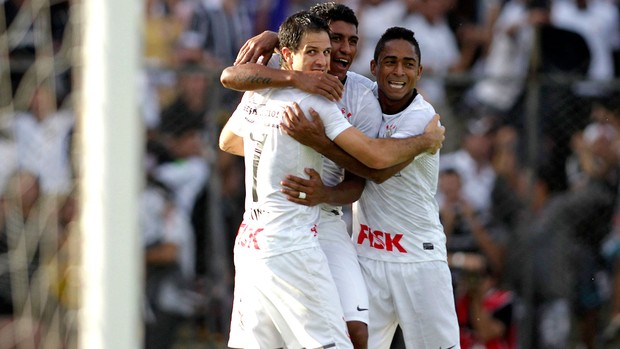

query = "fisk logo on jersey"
[
  {"left": 236, "top": 223, "right": 263, "bottom": 250},
  {"left": 357, "top": 224, "right": 407, "bottom": 253}
]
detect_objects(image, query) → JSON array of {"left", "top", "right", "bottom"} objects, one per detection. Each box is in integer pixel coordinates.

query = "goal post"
[{"left": 79, "top": 0, "right": 143, "bottom": 348}]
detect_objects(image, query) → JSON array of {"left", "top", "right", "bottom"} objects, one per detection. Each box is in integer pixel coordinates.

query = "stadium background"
[{"left": 1, "top": 0, "right": 619, "bottom": 348}]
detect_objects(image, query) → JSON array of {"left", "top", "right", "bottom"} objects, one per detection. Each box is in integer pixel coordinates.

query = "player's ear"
[
  {"left": 370, "top": 59, "right": 377, "bottom": 77},
  {"left": 281, "top": 47, "right": 293, "bottom": 67}
]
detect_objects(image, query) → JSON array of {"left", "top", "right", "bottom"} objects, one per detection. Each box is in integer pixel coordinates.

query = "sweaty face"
[
  {"left": 286, "top": 31, "right": 332, "bottom": 73},
  {"left": 327, "top": 20, "right": 359, "bottom": 81},
  {"left": 371, "top": 39, "right": 422, "bottom": 113}
]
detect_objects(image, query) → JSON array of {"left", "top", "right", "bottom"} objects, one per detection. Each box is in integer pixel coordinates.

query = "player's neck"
[{"left": 379, "top": 89, "right": 417, "bottom": 115}]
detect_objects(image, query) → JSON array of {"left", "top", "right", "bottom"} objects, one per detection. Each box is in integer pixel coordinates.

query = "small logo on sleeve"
[{"left": 423, "top": 243, "right": 434, "bottom": 250}]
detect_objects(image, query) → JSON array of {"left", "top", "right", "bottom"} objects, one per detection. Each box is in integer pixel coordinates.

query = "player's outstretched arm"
[
  {"left": 220, "top": 64, "right": 343, "bottom": 101},
  {"left": 281, "top": 105, "right": 424, "bottom": 182},
  {"left": 281, "top": 103, "right": 444, "bottom": 172}
]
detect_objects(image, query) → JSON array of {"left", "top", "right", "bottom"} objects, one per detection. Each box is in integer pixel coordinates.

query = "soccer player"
[
  {"left": 279, "top": 27, "right": 461, "bottom": 349},
  {"left": 221, "top": 4, "right": 444, "bottom": 348},
  {"left": 219, "top": 11, "right": 443, "bottom": 348}
]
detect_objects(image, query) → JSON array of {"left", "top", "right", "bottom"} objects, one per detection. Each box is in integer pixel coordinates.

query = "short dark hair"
[
  {"left": 309, "top": 2, "right": 358, "bottom": 29},
  {"left": 278, "top": 10, "right": 330, "bottom": 52},
  {"left": 373, "top": 27, "right": 421, "bottom": 65}
]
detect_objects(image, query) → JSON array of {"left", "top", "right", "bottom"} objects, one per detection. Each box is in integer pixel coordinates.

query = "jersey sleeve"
[
  {"left": 299, "top": 96, "right": 352, "bottom": 140},
  {"left": 227, "top": 91, "right": 252, "bottom": 136},
  {"left": 351, "top": 88, "right": 382, "bottom": 138},
  {"left": 392, "top": 101, "right": 436, "bottom": 139}
]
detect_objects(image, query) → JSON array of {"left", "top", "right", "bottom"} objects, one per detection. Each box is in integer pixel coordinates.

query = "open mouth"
[
  {"left": 333, "top": 58, "right": 349, "bottom": 69},
  {"left": 388, "top": 81, "right": 406, "bottom": 89}
]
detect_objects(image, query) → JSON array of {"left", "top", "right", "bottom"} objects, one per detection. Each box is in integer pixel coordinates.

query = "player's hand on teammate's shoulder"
[
  {"left": 424, "top": 114, "right": 445, "bottom": 154},
  {"left": 234, "top": 30, "right": 279, "bottom": 66},
  {"left": 281, "top": 103, "right": 329, "bottom": 150}
]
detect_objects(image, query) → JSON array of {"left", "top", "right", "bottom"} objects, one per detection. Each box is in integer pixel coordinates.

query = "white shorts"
[
  {"left": 359, "top": 257, "right": 460, "bottom": 349},
  {"left": 228, "top": 247, "right": 353, "bottom": 349},
  {"left": 319, "top": 211, "right": 369, "bottom": 324}
]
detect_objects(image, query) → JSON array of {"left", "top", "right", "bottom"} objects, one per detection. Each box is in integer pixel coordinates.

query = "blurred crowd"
[{"left": 1, "top": 0, "right": 620, "bottom": 348}]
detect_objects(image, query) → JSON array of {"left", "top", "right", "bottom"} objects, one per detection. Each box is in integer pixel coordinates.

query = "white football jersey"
[
  {"left": 228, "top": 87, "right": 352, "bottom": 257},
  {"left": 352, "top": 93, "right": 446, "bottom": 263},
  {"left": 319, "top": 71, "right": 382, "bottom": 214}
]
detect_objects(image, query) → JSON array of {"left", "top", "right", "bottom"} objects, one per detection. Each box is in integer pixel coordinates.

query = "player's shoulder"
[
  {"left": 345, "top": 71, "right": 375, "bottom": 91},
  {"left": 345, "top": 71, "right": 380, "bottom": 102},
  {"left": 407, "top": 93, "right": 436, "bottom": 116},
  {"left": 292, "top": 90, "right": 340, "bottom": 113}
]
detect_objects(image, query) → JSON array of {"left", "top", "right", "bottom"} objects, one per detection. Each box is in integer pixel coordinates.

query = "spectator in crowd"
[
  {"left": 142, "top": 177, "right": 203, "bottom": 349},
  {"left": 253, "top": 0, "right": 316, "bottom": 34},
  {"left": 465, "top": 0, "right": 550, "bottom": 119},
  {"left": 142, "top": 0, "right": 197, "bottom": 122},
  {"left": 12, "top": 83, "right": 75, "bottom": 196},
  {"left": 439, "top": 168, "right": 509, "bottom": 277},
  {"left": 447, "top": 0, "right": 504, "bottom": 74},
  {"left": 455, "top": 263, "right": 516, "bottom": 349},
  {"left": 601, "top": 96, "right": 620, "bottom": 342},
  {"left": 150, "top": 64, "right": 211, "bottom": 217},
  {"left": 348, "top": 0, "right": 406, "bottom": 77},
  {"left": 144, "top": 0, "right": 194, "bottom": 70},
  {"left": 550, "top": 0, "right": 620, "bottom": 99},
  {"left": 399, "top": 0, "right": 473, "bottom": 151},
  {"left": 158, "top": 63, "right": 210, "bottom": 138},
  {"left": 543, "top": 0, "right": 620, "bottom": 186},
  {"left": 503, "top": 164, "right": 572, "bottom": 349},
  {"left": 505, "top": 156, "right": 616, "bottom": 349},
  {"left": 0, "top": 171, "right": 46, "bottom": 348},
  {"left": 177, "top": 0, "right": 254, "bottom": 70},
  {"left": 3, "top": 0, "right": 70, "bottom": 95},
  {"left": 440, "top": 116, "right": 498, "bottom": 225}
]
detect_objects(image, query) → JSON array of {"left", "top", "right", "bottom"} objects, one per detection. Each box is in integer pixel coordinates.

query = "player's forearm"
[
  {"left": 323, "top": 173, "right": 365, "bottom": 205},
  {"left": 219, "top": 126, "right": 245, "bottom": 156},
  {"left": 313, "top": 140, "right": 404, "bottom": 184},
  {"left": 368, "top": 132, "right": 436, "bottom": 168},
  {"left": 220, "top": 63, "right": 294, "bottom": 91}
]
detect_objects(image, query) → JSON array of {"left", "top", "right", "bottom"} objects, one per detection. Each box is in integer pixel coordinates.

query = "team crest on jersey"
[
  {"left": 384, "top": 123, "right": 397, "bottom": 138},
  {"left": 340, "top": 107, "right": 353, "bottom": 121}
]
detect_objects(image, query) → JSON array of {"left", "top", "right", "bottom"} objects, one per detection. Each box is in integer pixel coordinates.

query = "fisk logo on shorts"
[
  {"left": 357, "top": 224, "right": 407, "bottom": 253},
  {"left": 236, "top": 223, "right": 263, "bottom": 250}
]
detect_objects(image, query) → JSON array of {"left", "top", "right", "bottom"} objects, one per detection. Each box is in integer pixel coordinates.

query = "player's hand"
[
  {"left": 293, "top": 71, "right": 343, "bottom": 101},
  {"left": 281, "top": 168, "right": 327, "bottom": 206},
  {"left": 234, "top": 31, "right": 279, "bottom": 65},
  {"left": 281, "top": 103, "right": 328, "bottom": 149},
  {"left": 424, "top": 114, "right": 445, "bottom": 154}
]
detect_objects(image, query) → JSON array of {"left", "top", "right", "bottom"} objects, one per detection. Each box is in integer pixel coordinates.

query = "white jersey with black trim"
[
  {"left": 319, "top": 71, "right": 382, "bottom": 216},
  {"left": 352, "top": 93, "right": 446, "bottom": 263},
  {"left": 227, "top": 87, "right": 352, "bottom": 257}
]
